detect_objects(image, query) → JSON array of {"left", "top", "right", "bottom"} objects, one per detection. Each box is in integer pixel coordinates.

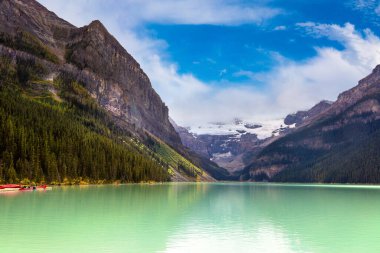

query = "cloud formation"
[
  {"left": 38, "top": 0, "right": 280, "bottom": 27},
  {"left": 173, "top": 22, "right": 380, "bottom": 125},
  {"left": 346, "top": 0, "right": 380, "bottom": 24},
  {"left": 37, "top": 1, "right": 380, "bottom": 128}
]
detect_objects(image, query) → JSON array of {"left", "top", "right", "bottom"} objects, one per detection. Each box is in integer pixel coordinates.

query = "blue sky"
[
  {"left": 145, "top": 0, "right": 379, "bottom": 84},
  {"left": 38, "top": 0, "right": 380, "bottom": 126}
]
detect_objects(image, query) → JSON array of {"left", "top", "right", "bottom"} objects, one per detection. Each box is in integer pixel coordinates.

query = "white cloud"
[
  {"left": 346, "top": 0, "right": 380, "bottom": 21},
  {"left": 234, "top": 70, "right": 257, "bottom": 79},
  {"left": 274, "top": 25, "right": 287, "bottom": 31},
  {"left": 126, "top": 0, "right": 281, "bottom": 26},
  {"left": 38, "top": 0, "right": 280, "bottom": 27},
  {"left": 36, "top": 1, "right": 380, "bottom": 129},
  {"left": 264, "top": 22, "right": 380, "bottom": 114},
  {"left": 190, "top": 22, "right": 380, "bottom": 125},
  {"left": 219, "top": 69, "right": 228, "bottom": 77},
  {"left": 296, "top": 22, "right": 380, "bottom": 69},
  {"left": 347, "top": 0, "right": 378, "bottom": 12}
]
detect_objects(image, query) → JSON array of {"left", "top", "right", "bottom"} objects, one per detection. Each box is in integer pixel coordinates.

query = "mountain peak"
[
  {"left": 372, "top": 64, "right": 380, "bottom": 74},
  {"left": 87, "top": 20, "right": 108, "bottom": 33},
  {"left": 318, "top": 100, "right": 334, "bottom": 105},
  {"left": 284, "top": 99, "right": 333, "bottom": 126},
  {"left": 336, "top": 64, "right": 380, "bottom": 108},
  {"left": 73, "top": 19, "right": 135, "bottom": 68}
]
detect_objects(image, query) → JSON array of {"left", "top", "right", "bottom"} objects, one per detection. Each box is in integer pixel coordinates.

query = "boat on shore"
[
  {"left": 0, "top": 184, "right": 22, "bottom": 192},
  {"left": 0, "top": 184, "right": 52, "bottom": 193}
]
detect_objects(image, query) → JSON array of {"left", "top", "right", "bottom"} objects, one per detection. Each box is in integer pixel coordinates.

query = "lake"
[{"left": 1, "top": 183, "right": 380, "bottom": 253}]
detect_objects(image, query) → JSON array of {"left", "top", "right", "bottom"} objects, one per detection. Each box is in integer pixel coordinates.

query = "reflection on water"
[{"left": 1, "top": 183, "right": 380, "bottom": 253}]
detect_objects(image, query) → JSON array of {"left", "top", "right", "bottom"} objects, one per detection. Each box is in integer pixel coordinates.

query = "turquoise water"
[{"left": 1, "top": 183, "right": 380, "bottom": 253}]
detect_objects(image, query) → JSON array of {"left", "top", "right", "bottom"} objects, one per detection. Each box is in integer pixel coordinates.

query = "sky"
[{"left": 38, "top": 0, "right": 380, "bottom": 127}]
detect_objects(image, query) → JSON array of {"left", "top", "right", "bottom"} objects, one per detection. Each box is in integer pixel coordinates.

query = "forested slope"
[
  {"left": 272, "top": 127, "right": 380, "bottom": 183},
  {"left": 0, "top": 52, "right": 214, "bottom": 184}
]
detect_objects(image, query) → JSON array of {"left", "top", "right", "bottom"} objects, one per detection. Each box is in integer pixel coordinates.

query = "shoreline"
[
  {"left": 48, "top": 181, "right": 380, "bottom": 188},
  {"left": 4, "top": 180, "right": 380, "bottom": 189}
]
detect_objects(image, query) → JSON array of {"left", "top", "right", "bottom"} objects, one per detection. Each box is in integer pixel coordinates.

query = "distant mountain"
[
  {"left": 169, "top": 119, "right": 232, "bottom": 180},
  {"left": 0, "top": 0, "right": 215, "bottom": 183},
  {"left": 187, "top": 118, "right": 287, "bottom": 139},
  {"left": 241, "top": 65, "right": 380, "bottom": 183},
  {"left": 173, "top": 118, "right": 294, "bottom": 174},
  {"left": 284, "top": 100, "right": 333, "bottom": 127}
]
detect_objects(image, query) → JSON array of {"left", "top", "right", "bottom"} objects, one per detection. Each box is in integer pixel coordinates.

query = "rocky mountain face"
[
  {"left": 241, "top": 65, "right": 380, "bottom": 183},
  {"left": 170, "top": 121, "right": 209, "bottom": 158},
  {"left": 66, "top": 21, "right": 181, "bottom": 146},
  {"left": 0, "top": 0, "right": 180, "bottom": 147},
  {"left": 284, "top": 100, "right": 333, "bottom": 127},
  {"left": 172, "top": 120, "right": 265, "bottom": 173},
  {"left": 200, "top": 133, "right": 262, "bottom": 172},
  {"left": 168, "top": 119, "right": 231, "bottom": 179}
]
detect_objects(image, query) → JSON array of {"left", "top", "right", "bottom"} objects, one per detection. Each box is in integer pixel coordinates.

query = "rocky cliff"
[
  {"left": 284, "top": 100, "right": 333, "bottom": 127},
  {"left": 0, "top": 0, "right": 181, "bottom": 147}
]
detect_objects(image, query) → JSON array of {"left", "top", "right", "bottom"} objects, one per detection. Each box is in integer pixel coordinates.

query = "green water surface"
[{"left": 1, "top": 183, "right": 380, "bottom": 253}]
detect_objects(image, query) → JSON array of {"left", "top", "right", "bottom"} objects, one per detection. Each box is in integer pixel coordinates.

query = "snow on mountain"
[{"left": 187, "top": 118, "right": 293, "bottom": 140}]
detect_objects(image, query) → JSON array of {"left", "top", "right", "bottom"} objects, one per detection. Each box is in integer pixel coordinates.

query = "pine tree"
[
  {"left": 0, "top": 160, "right": 3, "bottom": 183},
  {"left": 6, "top": 153, "right": 18, "bottom": 183}
]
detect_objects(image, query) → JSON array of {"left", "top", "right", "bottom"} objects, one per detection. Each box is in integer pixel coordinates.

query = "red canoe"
[
  {"left": 0, "top": 184, "right": 21, "bottom": 189},
  {"left": 0, "top": 185, "right": 51, "bottom": 192}
]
